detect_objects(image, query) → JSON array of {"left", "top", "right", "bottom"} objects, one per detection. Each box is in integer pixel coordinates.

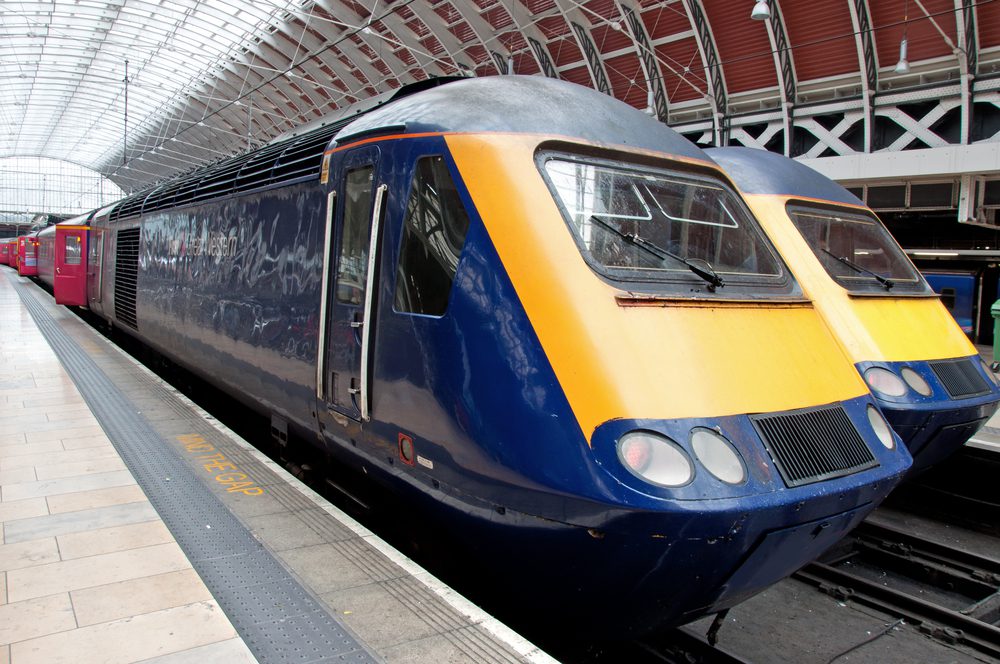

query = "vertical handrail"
[
  {"left": 359, "top": 183, "right": 387, "bottom": 422},
  {"left": 315, "top": 190, "right": 337, "bottom": 401}
]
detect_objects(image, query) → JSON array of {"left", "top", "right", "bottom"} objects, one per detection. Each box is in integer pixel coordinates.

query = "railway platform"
[{"left": 0, "top": 270, "right": 553, "bottom": 664}]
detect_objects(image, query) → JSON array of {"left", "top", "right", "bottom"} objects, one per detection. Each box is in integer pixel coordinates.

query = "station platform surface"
[
  {"left": 969, "top": 346, "right": 1000, "bottom": 452},
  {"left": 0, "top": 269, "right": 554, "bottom": 664}
]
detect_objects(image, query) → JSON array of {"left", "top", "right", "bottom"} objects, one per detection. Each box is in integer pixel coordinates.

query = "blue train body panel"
[
  {"left": 923, "top": 271, "right": 976, "bottom": 335},
  {"left": 137, "top": 184, "right": 326, "bottom": 436}
]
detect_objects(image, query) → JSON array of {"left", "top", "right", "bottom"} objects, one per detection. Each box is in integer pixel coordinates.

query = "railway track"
[
  {"left": 795, "top": 520, "right": 1000, "bottom": 659},
  {"left": 885, "top": 446, "right": 1000, "bottom": 537}
]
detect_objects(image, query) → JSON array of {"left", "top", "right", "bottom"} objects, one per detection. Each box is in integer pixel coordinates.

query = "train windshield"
[
  {"left": 541, "top": 154, "right": 793, "bottom": 295},
  {"left": 786, "top": 205, "right": 931, "bottom": 295}
]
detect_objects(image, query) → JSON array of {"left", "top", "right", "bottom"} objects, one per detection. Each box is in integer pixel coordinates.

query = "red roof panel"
[
  {"left": 605, "top": 53, "right": 648, "bottom": 110},
  {"left": 591, "top": 24, "right": 634, "bottom": 54},
  {"left": 979, "top": 1, "right": 1000, "bottom": 49},
  {"left": 870, "top": 0, "right": 956, "bottom": 67},
  {"left": 496, "top": 30, "right": 528, "bottom": 54},
  {"left": 700, "top": 0, "right": 777, "bottom": 94},
  {"left": 581, "top": 0, "right": 618, "bottom": 22},
  {"left": 641, "top": 4, "right": 691, "bottom": 40},
  {"left": 547, "top": 37, "right": 584, "bottom": 68},
  {"left": 482, "top": 4, "right": 515, "bottom": 31},
  {"left": 781, "top": 1, "right": 858, "bottom": 82},
  {"left": 561, "top": 66, "right": 595, "bottom": 89},
  {"left": 519, "top": 0, "right": 556, "bottom": 14},
  {"left": 537, "top": 15, "right": 571, "bottom": 40},
  {"left": 655, "top": 36, "right": 708, "bottom": 103},
  {"left": 513, "top": 52, "right": 541, "bottom": 76}
]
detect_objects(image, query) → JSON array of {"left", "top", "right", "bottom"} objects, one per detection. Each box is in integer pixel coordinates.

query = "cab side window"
[{"left": 394, "top": 156, "right": 470, "bottom": 316}]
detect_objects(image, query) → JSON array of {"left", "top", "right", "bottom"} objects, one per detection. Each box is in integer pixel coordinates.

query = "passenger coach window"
[
  {"left": 65, "top": 235, "right": 82, "bottom": 265},
  {"left": 335, "top": 166, "right": 374, "bottom": 304},
  {"left": 393, "top": 156, "right": 470, "bottom": 316},
  {"left": 787, "top": 205, "right": 931, "bottom": 295}
]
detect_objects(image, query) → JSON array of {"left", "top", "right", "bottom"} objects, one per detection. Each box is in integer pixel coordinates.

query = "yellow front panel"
[
  {"left": 745, "top": 195, "right": 976, "bottom": 363},
  {"left": 446, "top": 134, "right": 869, "bottom": 440}
]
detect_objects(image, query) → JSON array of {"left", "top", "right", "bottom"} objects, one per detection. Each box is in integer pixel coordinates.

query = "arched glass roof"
[
  {"left": 0, "top": 157, "right": 123, "bottom": 230},
  {"left": 2, "top": 0, "right": 993, "bottom": 200}
]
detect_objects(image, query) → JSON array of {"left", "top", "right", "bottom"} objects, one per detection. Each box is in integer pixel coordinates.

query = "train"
[
  {"left": 34, "top": 221, "right": 90, "bottom": 305},
  {"left": 15, "top": 76, "right": 914, "bottom": 636},
  {"left": 709, "top": 147, "right": 1000, "bottom": 474},
  {"left": 1, "top": 235, "right": 39, "bottom": 276}
]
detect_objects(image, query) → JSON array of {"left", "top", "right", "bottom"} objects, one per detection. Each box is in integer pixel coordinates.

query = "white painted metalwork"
[
  {"left": 359, "top": 184, "right": 387, "bottom": 423},
  {"left": 316, "top": 190, "right": 337, "bottom": 402},
  {"left": 2, "top": 0, "right": 999, "bottom": 208}
]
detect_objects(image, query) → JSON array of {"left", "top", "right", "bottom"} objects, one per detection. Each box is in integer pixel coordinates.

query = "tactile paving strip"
[{"left": 13, "top": 278, "right": 377, "bottom": 664}]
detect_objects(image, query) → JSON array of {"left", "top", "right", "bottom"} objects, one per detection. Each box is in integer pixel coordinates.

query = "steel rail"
[
  {"left": 638, "top": 626, "right": 756, "bottom": 664},
  {"left": 795, "top": 562, "right": 1000, "bottom": 659},
  {"left": 854, "top": 520, "right": 1000, "bottom": 580}
]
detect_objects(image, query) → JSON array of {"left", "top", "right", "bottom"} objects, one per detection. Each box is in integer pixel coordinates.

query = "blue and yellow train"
[
  {"left": 711, "top": 147, "right": 1000, "bottom": 474},
  {"left": 40, "top": 77, "right": 915, "bottom": 635}
]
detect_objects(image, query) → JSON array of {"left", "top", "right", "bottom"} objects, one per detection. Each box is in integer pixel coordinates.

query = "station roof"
[{"left": 2, "top": 0, "right": 996, "bottom": 193}]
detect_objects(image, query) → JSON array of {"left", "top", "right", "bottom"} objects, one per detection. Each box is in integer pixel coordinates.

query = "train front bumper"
[{"left": 858, "top": 356, "right": 1000, "bottom": 473}]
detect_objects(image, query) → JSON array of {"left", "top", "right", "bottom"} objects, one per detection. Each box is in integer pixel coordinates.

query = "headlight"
[
  {"left": 864, "top": 367, "right": 908, "bottom": 398},
  {"left": 617, "top": 431, "right": 693, "bottom": 487},
  {"left": 900, "top": 367, "right": 932, "bottom": 396},
  {"left": 691, "top": 428, "right": 746, "bottom": 484},
  {"left": 867, "top": 405, "right": 895, "bottom": 449}
]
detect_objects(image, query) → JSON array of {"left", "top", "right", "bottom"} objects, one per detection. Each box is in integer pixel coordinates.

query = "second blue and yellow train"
[{"left": 710, "top": 147, "right": 1000, "bottom": 473}]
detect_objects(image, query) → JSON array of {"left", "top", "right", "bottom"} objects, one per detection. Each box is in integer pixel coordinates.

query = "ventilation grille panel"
[
  {"left": 930, "top": 358, "right": 990, "bottom": 399},
  {"left": 753, "top": 405, "right": 878, "bottom": 488},
  {"left": 114, "top": 227, "right": 140, "bottom": 330}
]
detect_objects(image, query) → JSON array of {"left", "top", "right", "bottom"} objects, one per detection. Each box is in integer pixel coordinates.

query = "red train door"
[
  {"left": 54, "top": 227, "right": 88, "bottom": 305},
  {"left": 18, "top": 237, "right": 39, "bottom": 276}
]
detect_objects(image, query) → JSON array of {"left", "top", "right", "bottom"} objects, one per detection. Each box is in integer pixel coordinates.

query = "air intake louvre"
[
  {"left": 114, "top": 228, "right": 140, "bottom": 330},
  {"left": 930, "top": 358, "right": 990, "bottom": 399},
  {"left": 752, "top": 405, "right": 878, "bottom": 488}
]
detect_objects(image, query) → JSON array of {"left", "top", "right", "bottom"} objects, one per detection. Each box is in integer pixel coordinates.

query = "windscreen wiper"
[
  {"left": 590, "top": 216, "right": 725, "bottom": 292},
  {"left": 821, "top": 248, "right": 894, "bottom": 291}
]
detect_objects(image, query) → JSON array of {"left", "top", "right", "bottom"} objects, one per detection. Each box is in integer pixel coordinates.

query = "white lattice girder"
[
  {"left": 803, "top": 142, "right": 1000, "bottom": 183},
  {"left": 729, "top": 123, "right": 784, "bottom": 151},
  {"left": 878, "top": 101, "right": 960, "bottom": 151}
]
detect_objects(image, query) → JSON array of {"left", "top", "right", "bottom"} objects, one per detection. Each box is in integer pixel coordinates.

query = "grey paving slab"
[
  {"left": 1, "top": 470, "right": 137, "bottom": 502},
  {"left": 242, "top": 512, "right": 328, "bottom": 551},
  {"left": 278, "top": 544, "right": 376, "bottom": 594},
  {"left": 321, "top": 582, "right": 445, "bottom": 651},
  {"left": 136, "top": 638, "right": 257, "bottom": 664},
  {"left": 4, "top": 501, "right": 160, "bottom": 544}
]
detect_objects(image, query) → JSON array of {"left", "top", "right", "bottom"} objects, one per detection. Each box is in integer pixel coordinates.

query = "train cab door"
[
  {"left": 54, "top": 227, "right": 88, "bottom": 306},
  {"left": 316, "top": 145, "right": 387, "bottom": 427}
]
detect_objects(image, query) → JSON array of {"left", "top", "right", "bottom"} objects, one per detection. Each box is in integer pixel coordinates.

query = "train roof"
[
  {"left": 95, "top": 76, "right": 709, "bottom": 224},
  {"left": 94, "top": 78, "right": 459, "bottom": 223},
  {"left": 335, "top": 75, "right": 706, "bottom": 162},
  {"left": 707, "top": 147, "right": 863, "bottom": 208}
]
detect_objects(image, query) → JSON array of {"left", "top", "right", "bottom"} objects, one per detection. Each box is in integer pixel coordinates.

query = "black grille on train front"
[
  {"left": 752, "top": 405, "right": 878, "bottom": 488},
  {"left": 929, "top": 358, "right": 990, "bottom": 399},
  {"left": 114, "top": 228, "right": 140, "bottom": 330}
]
